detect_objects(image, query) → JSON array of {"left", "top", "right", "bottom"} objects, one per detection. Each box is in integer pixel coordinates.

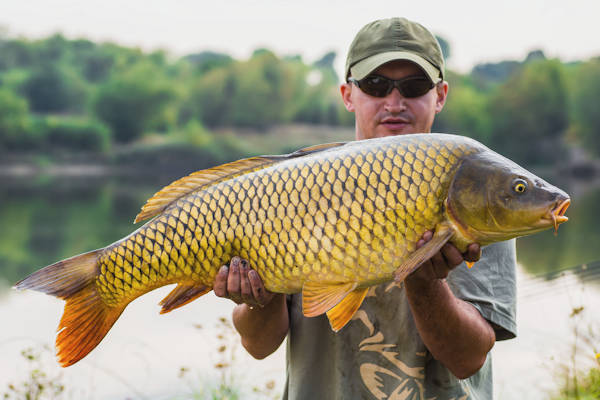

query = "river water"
[{"left": 0, "top": 172, "right": 598, "bottom": 399}]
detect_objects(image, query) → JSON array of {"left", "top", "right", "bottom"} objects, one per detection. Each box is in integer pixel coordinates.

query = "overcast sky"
[{"left": 2, "top": 0, "right": 599, "bottom": 76}]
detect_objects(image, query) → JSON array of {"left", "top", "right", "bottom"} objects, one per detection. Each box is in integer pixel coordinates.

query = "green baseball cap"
[{"left": 345, "top": 17, "right": 445, "bottom": 83}]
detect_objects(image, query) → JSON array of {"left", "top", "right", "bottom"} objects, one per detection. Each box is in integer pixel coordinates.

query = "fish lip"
[{"left": 542, "top": 198, "right": 570, "bottom": 234}]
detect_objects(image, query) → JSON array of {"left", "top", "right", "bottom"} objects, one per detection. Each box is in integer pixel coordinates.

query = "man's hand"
[
  {"left": 404, "top": 230, "right": 493, "bottom": 379},
  {"left": 408, "top": 230, "right": 481, "bottom": 283},
  {"left": 213, "top": 256, "right": 275, "bottom": 308},
  {"left": 214, "top": 256, "right": 288, "bottom": 359}
]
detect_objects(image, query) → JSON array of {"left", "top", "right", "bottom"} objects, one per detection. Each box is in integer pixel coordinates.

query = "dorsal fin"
[{"left": 134, "top": 141, "right": 347, "bottom": 223}]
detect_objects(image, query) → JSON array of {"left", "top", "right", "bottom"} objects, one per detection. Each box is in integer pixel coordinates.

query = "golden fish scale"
[{"left": 95, "top": 136, "right": 477, "bottom": 306}]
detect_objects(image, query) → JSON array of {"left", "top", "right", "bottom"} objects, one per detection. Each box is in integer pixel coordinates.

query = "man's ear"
[
  {"left": 340, "top": 83, "right": 355, "bottom": 112},
  {"left": 435, "top": 81, "right": 449, "bottom": 114}
]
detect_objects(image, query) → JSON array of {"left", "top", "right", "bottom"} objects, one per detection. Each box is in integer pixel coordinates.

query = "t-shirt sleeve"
[{"left": 447, "top": 239, "right": 517, "bottom": 341}]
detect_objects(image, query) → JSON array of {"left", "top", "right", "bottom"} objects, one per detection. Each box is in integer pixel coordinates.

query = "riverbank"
[{"left": 1, "top": 125, "right": 598, "bottom": 184}]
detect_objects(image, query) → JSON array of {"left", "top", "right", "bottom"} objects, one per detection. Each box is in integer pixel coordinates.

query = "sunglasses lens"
[
  {"left": 355, "top": 75, "right": 434, "bottom": 98},
  {"left": 359, "top": 76, "right": 393, "bottom": 97},
  {"left": 399, "top": 78, "right": 434, "bottom": 98}
]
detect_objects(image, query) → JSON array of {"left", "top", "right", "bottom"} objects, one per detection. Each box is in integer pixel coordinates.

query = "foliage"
[
  {"left": 20, "top": 63, "right": 86, "bottom": 113},
  {"left": 432, "top": 72, "right": 491, "bottom": 142},
  {"left": 41, "top": 115, "right": 111, "bottom": 152},
  {"left": 550, "top": 306, "right": 600, "bottom": 400},
  {"left": 185, "top": 51, "right": 234, "bottom": 75},
  {"left": 0, "top": 33, "right": 598, "bottom": 166},
  {"left": 2, "top": 346, "right": 65, "bottom": 400},
  {"left": 569, "top": 58, "right": 600, "bottom": 156},
  {"left": 435, "top": 35, "right": 451, "bottom": 61},
  {"left": 173, "top": 317, "right": 279, "bottom": 400},
  {"left": 93, "top": 62, "right": 176, "bottom": 142},
  {"left": 0, "top": 88, "right": 30, "bottom": 149},
  {"left": 487, "top": 59, "right": 569, "bottom": 166}
]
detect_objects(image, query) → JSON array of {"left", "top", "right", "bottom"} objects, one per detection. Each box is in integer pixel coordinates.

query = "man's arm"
[
  {"left": 404, "top": 231, "right": 495, "bottom": 379},
  {"left": 214, "top": 257, "right": 288, "bottom": 359}
]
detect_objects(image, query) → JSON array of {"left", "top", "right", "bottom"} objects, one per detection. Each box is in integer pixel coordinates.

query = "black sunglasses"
[{"left": 347, "top": 74, "right": 435, "bottom": 98}]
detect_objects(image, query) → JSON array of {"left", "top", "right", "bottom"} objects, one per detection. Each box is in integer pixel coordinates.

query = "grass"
[
  {"left": 549, "top": 306, "right": 600, "bottom": 399},
  {"left": 2, "top": 346, "right": 65, "bottom": 400}
]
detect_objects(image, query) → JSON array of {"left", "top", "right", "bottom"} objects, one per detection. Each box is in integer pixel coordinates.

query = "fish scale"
[
  {"left": 15, "top": 133, "right": 570, "bottom": 367},
  {"left": 95, "top": 135, "right": 465, "bottom": 306}
]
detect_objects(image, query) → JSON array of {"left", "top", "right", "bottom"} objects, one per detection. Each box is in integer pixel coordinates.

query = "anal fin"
[
  {"left": 394, "top": 226, "right": 454, "bottom": 283},
  {"left": 326, "top": 287, "right": 369, "bottom": 332},
  {"left": 159, "top": 284, "right": 211, "bottom": 314},
  {"left": 302, "top": 281, "right": 357, "bottom": 317}
]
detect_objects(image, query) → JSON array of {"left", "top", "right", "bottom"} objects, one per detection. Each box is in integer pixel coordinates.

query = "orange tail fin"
[{"left": 14, "top": 249, "right": 125, "bottom": 367}]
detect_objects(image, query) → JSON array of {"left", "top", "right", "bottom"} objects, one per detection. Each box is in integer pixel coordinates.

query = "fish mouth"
[{"left": 547, "top": 198, "right": 570, "bottom": 234}]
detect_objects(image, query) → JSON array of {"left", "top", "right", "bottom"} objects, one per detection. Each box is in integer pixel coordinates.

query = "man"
[{"left": 214, "top": 17, "right": 516, "bottom": 399}]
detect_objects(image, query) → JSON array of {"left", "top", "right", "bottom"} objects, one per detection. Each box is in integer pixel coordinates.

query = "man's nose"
[{"left": 384, "top": 88, "right": 407, "bottom": 113}]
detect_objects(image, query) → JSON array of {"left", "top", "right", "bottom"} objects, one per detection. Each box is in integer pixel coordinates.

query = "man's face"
[{"left": 341, "top": 60, "right": 448, "bottom": 140}]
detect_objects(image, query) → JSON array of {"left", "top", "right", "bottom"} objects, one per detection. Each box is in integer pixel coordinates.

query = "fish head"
[{"left": 446, "top": 151, "right": 570, "bottom": 244}]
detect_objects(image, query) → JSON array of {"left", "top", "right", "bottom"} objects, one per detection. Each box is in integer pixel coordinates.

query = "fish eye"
[{"left": 513, "top": 179, "right": 528, "bottom": 194}]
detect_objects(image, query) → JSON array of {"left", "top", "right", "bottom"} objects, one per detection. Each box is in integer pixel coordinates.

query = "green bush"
[
  {"left": 20, "top": 64, "right": 85, "bottom": 113},
  {"left": 42, "top": 116, "right": 111, "bottom": 152},
  {"left": 93, "top": 62, "right": 175, "bottom": 142},
  {"left": 0, "top": 88, "right": 31, "bottom": 150},
  {"left": 552, "top": 366, "right": 600, "bottom": 400}
]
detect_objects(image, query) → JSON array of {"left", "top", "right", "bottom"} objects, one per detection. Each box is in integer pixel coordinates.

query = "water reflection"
[
  {"left": 517, "top": 184, "right": 600, "bottom": 279},
  {"left": 0, "top": 176, "right": 158, "bottom": 288}
]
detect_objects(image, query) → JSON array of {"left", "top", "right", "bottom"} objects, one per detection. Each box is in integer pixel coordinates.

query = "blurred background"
[{"left": 0, "top": 1, "right": 599, "bottom": 399}]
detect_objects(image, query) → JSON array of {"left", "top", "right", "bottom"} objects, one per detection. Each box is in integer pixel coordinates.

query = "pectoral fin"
[
  {"left": 326, "top": 287, "right": 369, "bottom": 332},
  {"left": 394, "top": 227, "right": 454, "bottom": 283},
  {"left": 302, "top": 281, "right": 357, "bottom": 317},
  {"left": 159, "top": 284, "right": 211, "bottom": 314}
]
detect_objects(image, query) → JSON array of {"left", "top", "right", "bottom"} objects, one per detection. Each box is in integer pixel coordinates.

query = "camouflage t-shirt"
[{"left": 282, "top": 240, "right": 517, "bottom": 400}]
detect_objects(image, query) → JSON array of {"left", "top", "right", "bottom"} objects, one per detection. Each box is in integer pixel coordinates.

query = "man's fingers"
[
  {"left": 213, "top": 265, "right": 229, "bottom": 298},
  {"left": 441, "top": 243, "right": 464, "bottom": 269},
  {"left": 227, "top": 257, "right": 242, "bottom": 302},
  {"left": 239, "top": 260, "right": 253, "bottom": 303},
  {"left": 249, "top": 270, "right": 273, "bottom": 306},
  {"left": 464, "top": 243, "right": 481, "bottom": 263},
  {"left": 429, "top": 251, "right": 447, "bottom": 276}
]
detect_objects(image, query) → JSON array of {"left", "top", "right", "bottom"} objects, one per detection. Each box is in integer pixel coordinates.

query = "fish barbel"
[{"left": 15, "top": 133, "right": 570, "bottom": 366}]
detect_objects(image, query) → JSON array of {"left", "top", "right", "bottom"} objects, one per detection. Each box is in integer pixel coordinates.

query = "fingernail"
[{"left": 220, "top": 265, "right": 229, "bottom": 273}]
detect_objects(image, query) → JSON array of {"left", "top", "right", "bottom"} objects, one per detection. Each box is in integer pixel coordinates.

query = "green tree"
[
  {"left": 0, "top": 88, "right": 30, "bottom": 149},
  {"left": 191, "top": 49, "right": 299, "bottom": 129},
  {"left": 228, "top": 50, "right": 290, "bottom": 128},
  {"left": 190, "top": 66, "right": 238, "bottom": 128},
  {"left": 570, "top": 58, "right": 600, "bottom": 156},
  {"left": 487, "top": 59, "right": 568, "bottom": 166},
  {"left": 435, "top": 35, "right": 451, "bottom": 60},
  {"left": 93, "top": 62, "right": 175, "bottom": 142},
  {"left": 185, "top": 51, "right": 233, "bottom": 75},
  {"left": 313, "top": 51, "right": 339, "bottom": 83},
  {"left": 433, "top": 73, "right": 491, "bottom": 142},
  {"left": 20, "top": 64, "right": 85, "bottom": 112},
  {"left": 0, "top": 39, "right": 34, "bottom": 70}
]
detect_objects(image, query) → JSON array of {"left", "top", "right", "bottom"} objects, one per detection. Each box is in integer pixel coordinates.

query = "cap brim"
[{"left": 350, "top": 51, "right": 441, "bottom": 83}]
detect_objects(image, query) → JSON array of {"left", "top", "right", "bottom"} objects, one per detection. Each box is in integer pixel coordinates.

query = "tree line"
[{"left": 0, "top": 33, "right": 599, "bottom": 167}]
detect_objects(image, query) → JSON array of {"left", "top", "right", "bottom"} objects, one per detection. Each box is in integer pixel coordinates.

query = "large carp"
[{"left": 16, "top": 133, "right": 570, "bottom": 367}]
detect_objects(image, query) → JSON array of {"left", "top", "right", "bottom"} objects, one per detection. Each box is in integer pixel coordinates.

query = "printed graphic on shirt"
[{"left": 352, "top": 284, "right": 468, "bottom": 400}]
